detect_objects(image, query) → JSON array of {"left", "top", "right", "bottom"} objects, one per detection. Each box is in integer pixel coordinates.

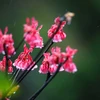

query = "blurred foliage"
[
  {"left": 0, "top": 0, "right": 100, "bottom": 100},
  {"left": 0, "top": 72, "right": 11, "bottom": 95}
]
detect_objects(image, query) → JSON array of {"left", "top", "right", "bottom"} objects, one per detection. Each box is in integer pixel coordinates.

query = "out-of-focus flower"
[
  {"left": 24, "top": 17, "right": 43, "bottom": 49},
  {"left": 0, "top": 56, "right": 6, "bottom": 72},
  {"left": 62, "top": 46, "right": 78, "bottom": 73},
  {"left": 48, "top": 17, "right": 66, "bottom": 42},
  {"left": 63, "top": 60, "right": 77, "bottom": 73},
  {"left": 6, "top": 44, "right": 15, "bottom": 57},
  {"left": 39, "top": 61, "right": 49, "bottom": 74},
  {"left": 8, "top": 59, "right": 13, "bottom": 74},
  {"left": 13, "top": 44, "right": 37, "bottom": 71},
  {"left": 0, "top": 27, "right": 15, "bottom": 56},
  {"left": 49, "top": 64, "right": 58, "bottom": 75},
  {"left": 0, "top": 56, "right": 13, "bottom": 73},
  {"left": 5, "top": 98, "right": 10, "bottom": 100}
]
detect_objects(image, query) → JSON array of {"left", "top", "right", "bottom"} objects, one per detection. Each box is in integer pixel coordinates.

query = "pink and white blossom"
[
  {"left": 48, "top": 17, "right": 66, "bottom": 42},
  {"left": 39, "top": 46, "right": 78, "bottom": 75},
  {"left": 39, "top": 61, "right": 49, "bottom": 74},
  {"left": 13, "top": 44, "right": 36, "bottom": 71},
  {"left": 0, "top": 56, "right": 13, "bottom": 73},
  {"left": 63, "top": 58, "right": 77, "bottom": 73},
  {"left": 66, "top": 46, "right": 78, "bottom": 58},
  {"left": 24, "top": 17, "right": 43, "bottom": 49},
  {"left": 0, "top": 27, "right": 15, "bottom": 56}
]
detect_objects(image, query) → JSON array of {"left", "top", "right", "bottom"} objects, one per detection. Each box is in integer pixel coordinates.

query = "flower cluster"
[
  {"left": 0, "top": 27, "right": 15, "bottom": 73},
  {"left": 48, "top": 17, "right": 66, "bottom": 42},
  {"left": 39, "top": 46, "right": 77, "bottom": 75},
  {"left": 0, "top": 56, "right": 13, "bottom": 73},
  {"left": 13, "top": 44, "right": 37, "bottom": 71},
  {"left": 0, "top": 27, "right": 15, "bottom": 57},
  {"left": 24, "top": 17, "right": 43, "bottom": 49}
]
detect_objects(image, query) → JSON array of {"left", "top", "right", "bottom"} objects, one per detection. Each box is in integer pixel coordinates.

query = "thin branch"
[
  {"left": 45, "top": 72, "right": 51, "bottom": 82},
  {"left": 28, "top": 57, "right": 68, "bottom": 100}
]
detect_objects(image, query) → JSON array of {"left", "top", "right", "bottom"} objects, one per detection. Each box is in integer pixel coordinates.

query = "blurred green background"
[{"left": 0, "top": 0, "right": 100, "bottom": 100}]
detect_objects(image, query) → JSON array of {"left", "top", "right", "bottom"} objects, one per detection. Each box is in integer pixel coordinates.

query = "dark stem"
[
  {"left": 28, "top": 58, "right": 68, "bottom": 100},
  {"left": 45, "top": 72, "right": 51, "bottom": 82},
  {"left": 3, "top": 44, "right": 9, "bottom": 77}
]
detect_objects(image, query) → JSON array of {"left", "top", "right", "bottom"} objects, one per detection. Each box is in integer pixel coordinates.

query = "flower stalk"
[{"left": 28, "top": 57, "right": 68, "bottom": 100}]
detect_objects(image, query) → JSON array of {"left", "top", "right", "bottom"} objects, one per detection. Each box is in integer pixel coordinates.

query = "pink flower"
[
  {"left": 0, "top": 56, "right": 6, "bottom": 72},
  {"left": 8, "top": 66, "right": 13, "bottom": 74},
  {"left": 13, "top": 44, "right": 36, "bottom": 71},
  {"left": 24, "top": 17, "right": 43, "bottom": 49},
  {"left": 8, "top": 59, "right": 13, "bottom": 74},
  {"left": 66, "top": 46, "right": 78, "bottom": 58},
  {"left": 43, "top": 53, "right": 50, "bottom": 61},
  {"left": 49, "top": 64, "right": 58, "bottom": 75},
  {"left": 51, "top": 46, "right": 61, "bottom": 54},
  {"left": 61, "top": 46, "right": 78, "bottom": 73},
  {"left": 59, "top": 52, "right": 67, "bottom": 63},
  {"left": 39, "top": 53, "right": 50, "bottom": 74},
  {"left": 28, "top": 31, "right": 43, "bottom": 49},
  {"left": 6, "top": 44, "right": 15, "bottom": 57},
  {"left": 39, "top": 46, "right": 78, "bottom": 74},
  {"left": 0, "top": 56, "right": 13, "bottom": 73},
  {"left": 48, "top": 17, "right": 66, "bottom": 42},
  {"left": 49, "top": 55, "right": 59, "bottom": 64},
  {"left": 51, "top": 46, "right": 61, "bottom": 57},
  {"left": 24, "top": 17, "right": 38, "bottom": 33},
  {"left": 3, "top": 34, "right": 14, "bottom": 46},
  {"left": 0, "top": 27, "right": 15, "bottom": 56},
  {"left": 63, "top": 58, "right": 77, "bottom": 73},
  {"left": 39, "top": 47, "right": 61, "bottom": 75},
  {"left": 39, "top": 61, "right": 49, "bottom": 74}
]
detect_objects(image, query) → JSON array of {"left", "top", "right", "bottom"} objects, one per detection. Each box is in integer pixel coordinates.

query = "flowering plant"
[{"left": 0, "top": 12, "right": 77, "bottom": 100}]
